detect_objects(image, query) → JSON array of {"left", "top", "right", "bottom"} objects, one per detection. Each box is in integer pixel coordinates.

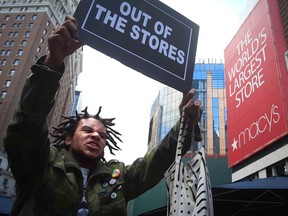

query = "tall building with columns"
[
  {"left": 0, "top": 0, "right": 82, "bottom": 153},
  {"left": 0, "top": 0, "right": 82, "bottom": 198}
]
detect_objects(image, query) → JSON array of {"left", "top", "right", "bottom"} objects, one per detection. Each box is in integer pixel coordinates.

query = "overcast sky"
[{"left": 76, "top": 0, "right": 254, "bottom": 164}]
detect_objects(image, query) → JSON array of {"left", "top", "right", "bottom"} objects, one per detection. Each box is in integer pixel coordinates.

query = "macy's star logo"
[{"left": 231, "top": 138, "right": 238, "bottom": 151}]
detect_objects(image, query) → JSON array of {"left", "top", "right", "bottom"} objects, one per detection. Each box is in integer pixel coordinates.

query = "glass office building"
[{"left": 148, "top": 62, "right": 227, "bottom": 157}]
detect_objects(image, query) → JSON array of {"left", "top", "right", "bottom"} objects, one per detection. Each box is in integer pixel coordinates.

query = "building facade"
[
  {"left": 148, "top": 62, "right": 227, "bottom": 158},
  {"left": 0, "top": 0, "right": 82, "bottom": 201},
  {"left": 225, "top": 0, "right": 288, "bottom": 182},
  {"left": 69, "top": 89, "right": 82, "bottom": 115},
  {"left": 0, "top": 0, "right": 82, "bottom": 153},
  {"left": 0, "top": 152, "right": 14, "bottom": 197}
]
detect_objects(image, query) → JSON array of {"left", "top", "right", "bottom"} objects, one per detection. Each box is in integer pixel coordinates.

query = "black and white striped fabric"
[{"left": 165, "top": 112, "right": 214, "bottom": 216}]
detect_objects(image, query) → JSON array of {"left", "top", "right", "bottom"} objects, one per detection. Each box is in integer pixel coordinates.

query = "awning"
[{"left": 212, "top": 176, "right": 288, "bottom": 216}]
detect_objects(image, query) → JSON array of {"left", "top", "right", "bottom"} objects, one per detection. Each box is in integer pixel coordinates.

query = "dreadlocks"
[{"left": 50, "top": 106, "right": 122, "bottom": 160}]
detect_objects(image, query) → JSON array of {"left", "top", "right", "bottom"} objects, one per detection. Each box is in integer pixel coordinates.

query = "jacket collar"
[{"left": 51, "top": 147, "right": 111, "bottom": 178}]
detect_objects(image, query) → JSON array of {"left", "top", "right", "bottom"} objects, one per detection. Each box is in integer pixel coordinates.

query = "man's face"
[{"left": 65, "top": 118, "right": 107, "bottom": 168}]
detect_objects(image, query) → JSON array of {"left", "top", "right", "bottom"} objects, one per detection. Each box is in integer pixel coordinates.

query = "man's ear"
[{"left": 65, "top": 136, "right": 72, "bottom": 146}]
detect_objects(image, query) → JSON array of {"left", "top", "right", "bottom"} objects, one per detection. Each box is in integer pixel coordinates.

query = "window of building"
[
  {"left": 25, "top": 31, "right": 30, "bottom": 37},
  {"left": 275, "top": 161, "right": 286, "bottom": 176},
  {"left": 0, "top": 69, "right": 2, "bottom": 76},
  {"left": 5, "top": 80, "right": 11, "bottom": 87},
  {"left": 1, "top": 59, "right": 6, "bottom": 66},
  {"left": 14, "top": 31, "right": 19, "bottom": 37},
  {"left": 212, "top": 97, "right": 220, "bottom": 143},
  {"left": 266, "top": 166, "right": 273, "bottom": 177},
  {"left": 9, "top": 69, "right": 15, "bottom": 76},
  {"left": 8, "top": 31, "right": 13, "bottom": 37},
  {"left": 1, "top": 24, "right": 6, "bottom": 29},
  {"left": 46, "top": 20, "right": 50, "bottom": 27},
  {"left": 40, "top": 37, "right": 44, "bottom": 43},
  {"left": 21, "top": 40, "right": 27, "bottom": 46},
  {"left": 16, "top": 15, "right": 21, "bottom": 20},
  {"left": 12, "top": 23, "right": 17, "bottom": 28},
  {"left": 4, "top": 15, "right": 10, "bottom": 21},
  {"left": 10, "top": 41, "right": 14, "bottom": 46},
  {"left": 17, "top": 49, "right": 23, "bottom": 56},
  {"left": 18, "top": 23, "right": 23, "bottom": 28},
  {"left": 32, "top": 14, "right": 37, "bottom": 20},
  {"left": 13, "top": 59, "right": 19, "bottom": 66},
  {"left": 6, "top": 50, "right": 10, "bottom": 56},
  {"left": 28, "top": 22, "right": 33, "bottom": 28},
  {"left": 43, "top": 29, "right": 47, "bottom": 35},
  {"left": 0, "top": 50, "right": 5, "bottom": 56},
  {"left": 4, "top": 40, "right": 9, "bottom": 46},
  {"left": 244, "top": 173, "right": 259, "bottom": 181},
  {"left": 3, "top": 178, "right": 8, "bottom": 186},
  {"left": 36, "top": 46, "right": 41, "bottom": 53},
  {"left": 0, "top": 91, "right": 7, "bottom": 99}
]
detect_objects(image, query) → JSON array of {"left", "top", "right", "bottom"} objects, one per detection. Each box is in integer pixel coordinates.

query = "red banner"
[{"left": 225, "top": 0, "right": 288, "bottom": 167}]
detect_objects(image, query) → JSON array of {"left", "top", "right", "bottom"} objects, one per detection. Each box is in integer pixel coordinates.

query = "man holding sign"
[{"left": 4, "top": 16, "right": 202, "bottom": 216}]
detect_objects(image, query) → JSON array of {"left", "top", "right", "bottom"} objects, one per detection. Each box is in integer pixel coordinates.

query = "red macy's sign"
[{"left": 224, "top": 0, "right": 288, "bottom": 167}]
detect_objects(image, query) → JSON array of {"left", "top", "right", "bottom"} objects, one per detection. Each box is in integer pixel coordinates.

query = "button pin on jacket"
[
  {"left": 111, "top": 169, "right": 121, "bottom": 178},
  {"left": 115, "top": 185, "right": 122, "bottom": 191},
  {"left": 110, "top": 192, "right": 117, "bottom": 199},
  {"left": 109, "top": 178, "right": 117, "bottom": 185},
  {"left": 102, "top": 182, "right": 108, "bottom": 187}
]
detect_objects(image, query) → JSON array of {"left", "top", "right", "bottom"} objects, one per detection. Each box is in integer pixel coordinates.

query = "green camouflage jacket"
[{"left": 4, "top": 56, "right": 199, "bottom": 216}]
